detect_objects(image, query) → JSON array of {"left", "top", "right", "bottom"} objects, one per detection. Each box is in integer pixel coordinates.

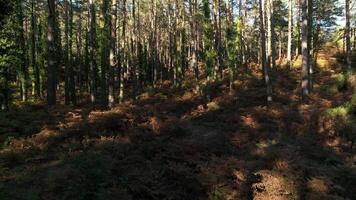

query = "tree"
[
  {"left": 19, "top": 0, "right": 29, "bottom": 102},
  {"left": 47, "top": 0, "right": 57, "bottom": 106},
  {"left": 266, "top": 0, "right": 276, "bottom": 75},
  {"left": 259, "top": 0, "right": 273, "bottom": 102},
  {"left": 100, "top": 0, "right": 111, "bottom": 108},
  {"left": 307, "top": 0, "right": 312, "bottom": 92},
  {"left": 31, "top": 0, "right": 40, "bottom": 98},
  {"left": 287, "top": 0, "right": 293, "bottom": 69},
  {"left": 89, "top": 0, "right": 97, "bottom": 103},
  {"left": 108, "top": 0, "right": 117, "bottom": 108},
  {"left": 301, "top": 0, "right": 310, "bottom": 99},
  {"left": 345, "top": 0, "right": 351, "bottom": 70}
]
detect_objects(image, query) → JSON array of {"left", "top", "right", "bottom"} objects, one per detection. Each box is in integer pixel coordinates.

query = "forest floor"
[{"left": 0, "top": 46, "right": 355, "bottom": 200}]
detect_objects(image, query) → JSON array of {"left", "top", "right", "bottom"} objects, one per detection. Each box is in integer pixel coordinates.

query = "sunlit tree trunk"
[
  {"left": 108, "top": 0, "right": 117, "bottom": 108},
  {"left": 267, "top": 0, "right": 276, "bottom": 75},
  {"left": 19, "top": 2, "right": 28, "bottom": 102},
  {"left": 301, "top": 0, "right": 309, "bottom": 99},
  {"left": 287, "top": 0, "right": 293, "bottom": 69},
  {"left": 259, "top": 0, "right": 272, "bottom": 102},
  {"left": 118, "top": 0, "right": 126, "bottom": 102},
  {"left": 307, "top": 0, "right": 313, "bottom": 92},
  {"left": 295, "top": 0, "right": 301, "bottom": 58}
]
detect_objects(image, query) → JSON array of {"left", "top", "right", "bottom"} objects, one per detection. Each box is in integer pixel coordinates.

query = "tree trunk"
[
  {"left": 307, "top": 0, "right": 313, "bottom": 92},
  {"left": 69, "top": 0, "right": 76, "bottom": 105},
  {"left": 77, "top": 0, "right": 83, "bottom": 101},
  {"left": 108, "top": 0, "right": 117, "bottom": 108},
  {"left": 287, "top": 0, "right": 293, "bottom": 69},
  {"left": 259, "top": 0, "right": 272, "bottom": 102},
  {"left": 19, "top": 2, "right": 28, "bottom": 102},
  {"left": 301, "top": 0, "right": 309, "bottom": 99},
  {"left": 345, "top": 0, "right": 351, "bottom": 70},
  {"left": 296, "top": 0, "right": 301, "bottom": 57},
  {"left": 1, "top": 68, "right": 9, "bottom": 111},
  {"left": 89, "top": 0, "right": 97, "bottom": 103},
  {"left": 47, "top": 0, "right": 57, "bottom": 106},
  {"left": 267, "top": 0, "right": 276, "bottom": 75},
  {"left": 31, "top": 0, "right": 40, "bottom": 98},
  {"left": 64, "top": 0, "right": 70, "bottom": 105},
  {"left": 100, "top": 0, "right": 110, "bottom": 108},
  {"left": 119, "top": 0, "right": 126, "bottom": 102}
]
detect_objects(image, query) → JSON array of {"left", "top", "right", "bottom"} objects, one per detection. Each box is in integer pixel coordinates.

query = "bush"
[
  {"left": 323, "top": 101, "right": 356, "bottom": 147},
  {"left": 321, "top": 73, "right": 347, "bottom": 95}
]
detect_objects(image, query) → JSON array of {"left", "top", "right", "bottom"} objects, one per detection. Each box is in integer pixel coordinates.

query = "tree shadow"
[{"left": 0, "top": 64, "right": 355, "bottom": 200}]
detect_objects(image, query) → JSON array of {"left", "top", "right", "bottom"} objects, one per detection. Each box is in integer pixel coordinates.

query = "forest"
[{"left": 0, "top": 0, "right": 355, "bottom": 199}]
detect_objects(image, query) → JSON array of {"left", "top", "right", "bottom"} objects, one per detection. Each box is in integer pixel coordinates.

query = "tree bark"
[
  {"left": 301, "top": 0, "right": 309, "bottom": 99},
  {"left": 69, "top": 0, "right": 76, "bottom": 105},
  {"left": 19, "top": 2, "right": 29, "bottom": 102},
  {"left": 64, "top": 0, "right": 70, "bottom": 105},
  {"left": 89, "top": 0, "right": 97, "bottom": 104},
  {"left": 267, "top": 0, "right": 276, "bottom": 75},
  {"left": 287, "top": 0, "right": 293, "bottom": 69},
  {"left": 30, "top": 0, "right": 40, "bottom": 98},
  {"left": 345, "top": 0, "right": 351, "bottom": 70},
  {"left": 47, "top": 0, "right": 57, "bottom": 106},
  {"left": 307, "top": 0, "right": 313, "bottom": 92},
  {"left": 108, "top": 0, "right": 117, "bottom": 107},
  {"left": 100, "top": 0, "right": 111, "bottom": 108},
  {"left": 259, "top": 0, "right": 273, "bottom": 102}
]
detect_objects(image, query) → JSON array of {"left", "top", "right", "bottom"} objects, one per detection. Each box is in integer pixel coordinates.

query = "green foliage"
[
  {"left": 321, "top": 73, "right": 347, "bottom": 95},
  {"left": 326, "top": 102, "right": 353, "bottom": 118},
  {"left": 208, "top": 186, "right": 232, "bottom": 200},
  {"left": 202, "top": 0, "right": 216, "bottom": 79}
]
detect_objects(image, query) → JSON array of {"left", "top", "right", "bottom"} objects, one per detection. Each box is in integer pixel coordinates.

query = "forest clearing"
[{"left": 0, "top": 0, "right": 355, "bottom": 199}]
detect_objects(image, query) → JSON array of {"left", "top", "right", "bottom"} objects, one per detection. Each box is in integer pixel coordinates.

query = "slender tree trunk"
[
  {"left": 108, "top": 0, "right": 117, "bottom": 107},
  {"left": 267, "top": 0, "right": 276, "bottom": 75},
  {"left": 259, "top": 0, "right": 272, "bottom": 102},
  {"left": 69, "top": 0, "right": 76, "bottom": 105},
  {"left": 279, "top": 30, "right": 283, "bottom": 60},
  {"left": 19, "top": 3, "right": 28, "bottom": 102},
  {"left": 345, "top": 0, "right": 351, "bottom": 70},
  {"left": 1, "top": 68, "right": 9, "bottom": 110},
  {"left": 89, "top": 0, "right": 97, "bottom": 103},
  {"left": 287, "top": 0, "right": 293, "bottom": 69},
  {"left": 31, "top": 0, "right": 40, "bottom": 98},
  {"left": 296, "top": 0, "right": 301, "bottom": 58},
  {"left": 301, "top": 0, "right": 309, "bottom": 99},
  {"left": 119, "top": 0, "right": 126, "bottom": 102},
  {"left": 307, "top": 0, "right": 313, "bottom": 92},
  {"left": 100, "top": 0, "right": 110, "bottom": 108},
  {"left": 353, "top": 28, "right": 356, "bottom": 50},
  {"left": 77, "top": 0, "right": 83, "bottom": 101},
  {"left": 64, "top": 0, "right": 70, "bottom": 105},
  {"left": 47, "top": 0, "right": 57, "bottom": 106},
  {"left": 132, "top": 0, "right": 138, "bottom": 99},
  {"left": 212, "top": 0, "right": 219, "bottom": 80}
]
